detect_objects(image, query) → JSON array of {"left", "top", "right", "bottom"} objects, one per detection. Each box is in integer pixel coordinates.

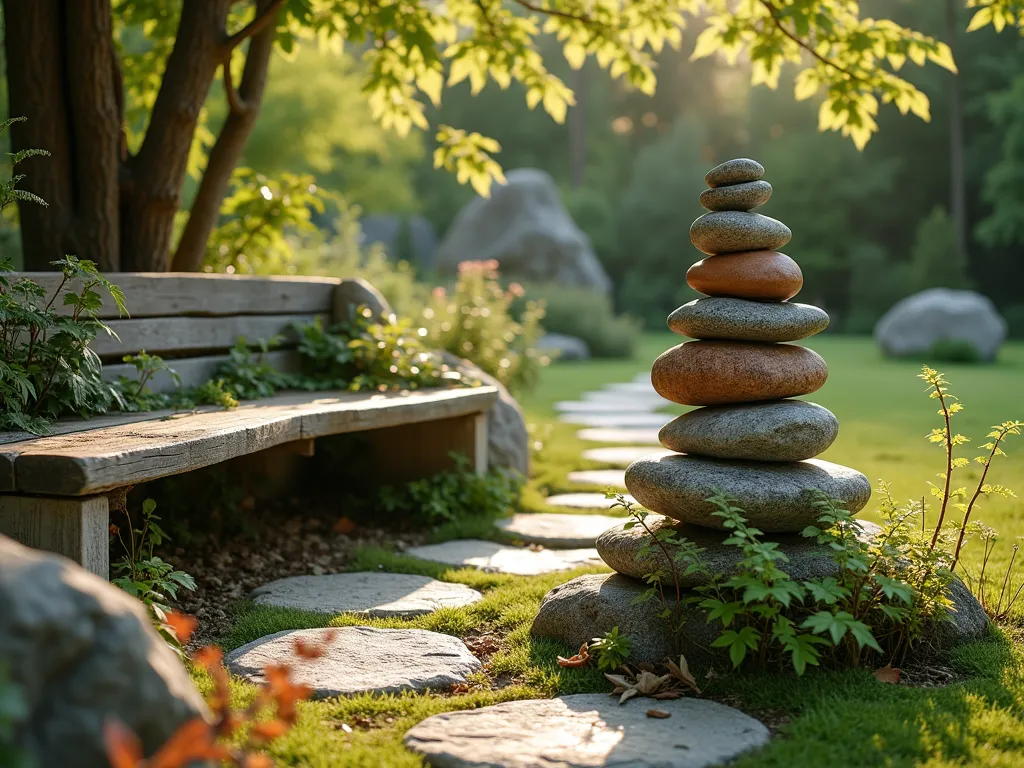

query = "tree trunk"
[
  {"left": 120, "top": 0, "right": 232, "bottom": 271},
  {"left": 946, "top": 0, "right": 969, "bottom": 262},
  {"left": 3, "top": 0, "right": 120, "bottom": 271},
  {"left": 171, "top": 0, "right": 280, "bottom": 272}
]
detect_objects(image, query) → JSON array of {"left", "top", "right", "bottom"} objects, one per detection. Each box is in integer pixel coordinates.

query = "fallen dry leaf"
[
  {"left": 150, "top": 717, "right": 229, "bottom": 768},
  {"left": 293, "top": 629, "right": 338, "bottom": 660},
  {"left": 873, "top": 664, "right": 902, "bottom": 684},
  {"left": 557, "top": 642, "right": 591, "bottom": 668},
  {"left": 605, "top": 669, "right": 675, "bottom": 704},
  {"left": 666, "top": 654, "right": 701, "bottom": 695},
  {"left": 646, "top": 709, "right": 671, "bottom": 719},
  {"left": 332, "top": 516, "right": 357, "bottom": 535}
]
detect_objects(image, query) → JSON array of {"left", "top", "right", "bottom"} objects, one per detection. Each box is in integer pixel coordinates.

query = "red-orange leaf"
[
  {"left": 646, "top": 709, "right": 671, "bottom": 719},
  {"left": 263, "top": 664, "right": 313, "bottom": 723},
  {"left": 293, "top": 629, "right": 337, "bottom": 660},
  {"left": 332, "top": 516, "right": 357, "bottom": 534},
  {"left": 242, "top": 754, "right": 274, "bottom": 768},
  {"left": 557, "top": 642, "right": 590, "bottom": 668},
  {"left": 193, "top": 645, "right": 224, "bottom": 671},
  {"left": 251, "top": 718, "right": 291, "bottom": 744},
  {"left": 150, "top": 718, "right": 228, "bottom": 768},
  {"left": 104, "top": 719, "right": 142, "bottom": 768},
  {"left": 873, "top": 664, "right": 901, "bottom": 684},
  {"left": 166, "top": 612, "right": 198, "bottom": 646}
]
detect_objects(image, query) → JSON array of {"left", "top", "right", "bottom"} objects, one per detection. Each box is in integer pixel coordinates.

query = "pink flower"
[{"left": 508, "top": 282, "right": 525, "bottom": 297}]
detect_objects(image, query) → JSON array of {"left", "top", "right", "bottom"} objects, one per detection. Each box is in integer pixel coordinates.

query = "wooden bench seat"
[{"left": 0, "top": 273, "right": 497, "bottom": 578}]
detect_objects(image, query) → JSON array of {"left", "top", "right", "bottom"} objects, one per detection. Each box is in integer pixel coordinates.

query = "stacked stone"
[{"left": 623, "top": 158, "right": 872, "bottom": 533}]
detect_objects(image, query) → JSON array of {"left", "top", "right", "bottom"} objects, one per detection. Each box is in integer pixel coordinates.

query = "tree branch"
[
  {"left": 758, "top": 0, "right": 867, "bottom": 84},
  {"left": 510, "top": 0, "right": 592, "bottom": 25},
  {"left": 222, "top": 56, "right": 248, "bottom": 115},
  {"left": 223, "top": 0, "right": 286, "bottom": 53}
]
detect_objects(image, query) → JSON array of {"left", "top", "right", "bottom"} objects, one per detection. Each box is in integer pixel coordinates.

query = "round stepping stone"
[
  {"left": 668, "top": 298, "right": 829, "bottom": 342},
  {"left": 225, "top": 627, "right": 480, "bottom": 698},
  {"left": 659, "top": 400, "right": 839, "bottom": 462},
  {"left": 544, "top": 492, "right": 638, "bottom": 510},
  {"left": 581, "top": 446, "right": 672, "bottom": 465},
  {"left": 581, "top": 390, "right": 666, "bottom": 406},
  {"left": 404, "top": 693, "right": 770, "bottom": 768},
  {"left": 652, "top": 340, "right": 827, "bottom": 406},
  {"left": 597, "top": 514, "right": 881, "bottom": 585},
  {"left": 405, "top": 540, "right": 602, "bottom": 575},
  {"left": 687, "top": 250, "right": 803, "bottom": 301},
  {"left": 603, "top": 381, "right": 658, "bottom": 395},
  {"left": 249, "top": 572, "right": 482, "bottom": 618},
  {"left": 555, "top": 400, "right": 657, "bottom": 413},
  {"left": 496, "top": 513, "right": 625, "bottom": 548},
  {"left": 559, "top": 412, "right": 670, "bottom": 428},
  {"left": 625, "top": 455, "right": 871, "bottom": 532},
  {"left": 699, "top": 179, "right": 772, "bottom": 212},
  {"left": 705, "top": 157, "right": 765, "bottom": 187},
  {"left": 689, "top": 211, "right": 792, "bottom": 255},
  {"left": 567, "top": 469, "right": 627, "bottom": 488},
  {"left": 577, "top": 428, "right": 662, "bottom": 445}
]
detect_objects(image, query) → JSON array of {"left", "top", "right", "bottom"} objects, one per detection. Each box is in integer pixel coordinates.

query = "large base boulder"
[
  {"left": 0, "top": 535, "right": 207, "bottom": 768},
  {"left": 436, "top": 168, "right": 612, "bottom": 293},
  {"left": 875, "top": 288, "right": 1007, "bottom": 362}
]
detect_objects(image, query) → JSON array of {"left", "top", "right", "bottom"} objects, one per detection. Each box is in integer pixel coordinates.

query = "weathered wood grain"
[
  {"left": 14, "top": 272, "right": 339, "bottom": 318},
  {"left": 0, "top": 495, "right": 109, "bottom": 576},
  {"left": 100, "top": 350, "right": 302, "bottom": 392},
  {"left": 8, "top": 386, "right": 498, "bottom": 495},
  {"left": 91, "top": 314, "right": 323, "bottom": 359}
]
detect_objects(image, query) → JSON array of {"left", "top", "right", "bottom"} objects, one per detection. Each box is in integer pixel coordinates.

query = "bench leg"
[
  {"left": 0, "top": 494, "right": 109, "bottom": 578},
  {"left": 367, "top": 411, "right": 489, "bottom": 484}
]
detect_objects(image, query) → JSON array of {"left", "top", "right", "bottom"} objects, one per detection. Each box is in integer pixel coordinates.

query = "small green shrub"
[
  {"left": 590, "top": 627, "right": 632, "bottom": 671},
  {"left": 513, "top": 283, "right": 641, "bottom": 359},
  {"left": 928, "top": 338, "right": 982, "bottom": 364},
  {"left": 423, "top": 260, "right": 546, "bottom": 395},
  {"left": 378, "top": 454, "right": 521, "bottom": 526}
]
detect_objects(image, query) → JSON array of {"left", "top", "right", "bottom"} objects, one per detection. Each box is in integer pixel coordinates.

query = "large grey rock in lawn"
[
  {"left": 626, "top": 455, "right": 871, "bottom": 532},
  {"left": 225, "top": 627, "right": 480, "bottom": 697},
  {"left": 442, "top": 351, "right": 529, "bottom": 476},
  {"left": 404, "top": 693, "right": 770, "bottom": 768},
  {"left": 406, "top": 539, "right": 603, "bottom": 575},
  {"left": 537, "top": 332, "right": 591, "bottom": 361},
  {"left": 436, "top": 168, "right": 612, "bottom": 293},
  {"left": 0, "top": 535, "right": 207, "bottom": 768},
  {"left": 659, "top": 400, "right": 839, "bottom": 462},
  {"left": 597, "top": 514, "right": 881, "bottom": 585},
  {"left": 875, "top": 288, "right": 1007, "bottom": 362},
  {"left": 250, "top": 572, "right": 482, "bottom": 617},
  {"left": 496, "top": 513, "right": 626, "bottom": 548},
  {"left": 935, "top": 578, "right": 990, "bottom": 649}
]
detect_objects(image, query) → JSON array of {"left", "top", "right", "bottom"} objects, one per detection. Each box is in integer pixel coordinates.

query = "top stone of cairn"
[{"left": 704, "top": 158, "right": 765, "bottom": 188}]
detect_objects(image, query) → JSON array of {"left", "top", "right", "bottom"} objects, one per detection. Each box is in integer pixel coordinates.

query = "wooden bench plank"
[
  {"left": 101, "top": 350, "right": 302, "bottom": 392},
  {"left": 6, "top": 387, "right": 498, "bottom": 495},
  {"left": 92, "top": 314, "right": 323, "bottom": 359},
  {"left": 15, "top": 272, "right": 339, "bottom": 319}
]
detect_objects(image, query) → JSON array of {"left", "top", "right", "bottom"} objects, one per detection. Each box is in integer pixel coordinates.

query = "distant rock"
[
  {"left": 436, "top": 168, "right": 612, "bottom": 293},
  {"left": 0, "top": 535, "right": 206, "bottom": 768},
  {"left": 360, "top": 213, "right": 438, "bottom": 269},
  {"left": 537, "top": 332, "right": 591, "bottom": 361},
  {"left": 875, "top": 289, "right": 1006, "bottom": 362}
]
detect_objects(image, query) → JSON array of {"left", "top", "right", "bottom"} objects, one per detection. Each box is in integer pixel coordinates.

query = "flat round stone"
[
  {"left": 567, "top": 469, "right": 627, "bottom": 488},
  {"left": 690, "top": 211, "right": 792, "bottom": 255},
  {"left": 545, "top": 492, "right": 638, "bottom": 510},
  {"left": 405, "top": 539, "right": 602, "bottom": 575},
  {"left": 602, "top": 381, "right": 658, "bottom": 395},
  {"left": 624, "top": 455, "right": 871, "bottom": 532},
  {"left": 652, "top": 340, "right": 828, "bottom": 406},
  {"left": 559, "top": 412, "right": 672, "bottom": 428},
  {"left": 581, "top": 390, "right": 667, "bottom": 406},
  {"left": 582, "top": 446, "right": 673, "bottom": 465},
  {"left": 405, "top": 693, "right": 769, "bottom": 768},
  {"left": 225, "top": 627, "right": 480, "bottom": 698},
  {"left": 699, "top": 180, "right": 772, "bottom": 212},
  {"left": 668, "top": 298, "right": 829, "bottom": 342},
  {"left": 577, "top": 427, "right": 662, "bottom": 445},
  {"left": 249, "top": 572, "right": 482, "bottom": 618},
  {"left": 556, "top": 399, "right": 659, "bottom": 413},
  {"left": 496, "top": 513, "right": 626, "bottom": 548},
  {"left": 705, "top": 158, "right": 765, "bottom": 188},
  {"left": 597, "top": 514, "right": 878, "bottom": 584},
  {"left": 688, "top": 250, "right": 803, "bottom": 301},
  {"left": 659, "top": 400, "right": 839, "bottom": 461}
]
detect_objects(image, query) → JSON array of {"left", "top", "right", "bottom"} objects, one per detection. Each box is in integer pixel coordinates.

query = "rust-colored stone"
[
  {"left": 687, "top": 250, "right": 803, "bottom": 301},
  {"left": 651, "top": 340, "right": 828, "bottom": 406}
]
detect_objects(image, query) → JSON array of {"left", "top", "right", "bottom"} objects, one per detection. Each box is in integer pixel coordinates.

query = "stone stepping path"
[
  {"left": 225, "top": 627, "right": 480, "bottom": 698},
  {"left": 249, "top": 572, "right": 482, "bottom": 618},
  {"left": 404, "top": 693, "right": 770, "bottom": 768},
  {"left": 603, "top": 380, "right": 658, "bottom": 395},
  {"left": 406, "top": 539, "right": 602, "bottom": 575},
  {"left": 581, "top": 446, "right": 671, "bottom": 465},
  {"left": 567, "top": 469, "right": 627, "bottom": 489},
  {"left": 577, "top": 427, "right": 662, "bottom": 445},
  {"left": 555, "top": 400, "right": 659, "bottom": 413},
  {"left": 559, "top": 412, "right": 671, "bottom": 428},
  {"left": 495, "top": 513, "right": 625, "bottom": 548},
  {"left": 544, "top": 492, "right": 638, "bottom": 510},
  {"left": 581, "top": 391, "right": 667, "bottom": 407}
]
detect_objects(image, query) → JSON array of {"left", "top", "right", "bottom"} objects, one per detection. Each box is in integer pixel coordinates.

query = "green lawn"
[{"left": 198, "top": 333, "right": 1024, "bottom": 767}]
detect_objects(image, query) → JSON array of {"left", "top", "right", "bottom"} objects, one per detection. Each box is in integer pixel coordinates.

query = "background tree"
[{"left": 3, "top": 0, "right": 960, "bottom": 273}]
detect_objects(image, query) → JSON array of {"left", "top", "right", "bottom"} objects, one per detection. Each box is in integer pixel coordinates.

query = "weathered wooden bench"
[{"left": 0, "top": 273, "right": 498, "bottom": 577}]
